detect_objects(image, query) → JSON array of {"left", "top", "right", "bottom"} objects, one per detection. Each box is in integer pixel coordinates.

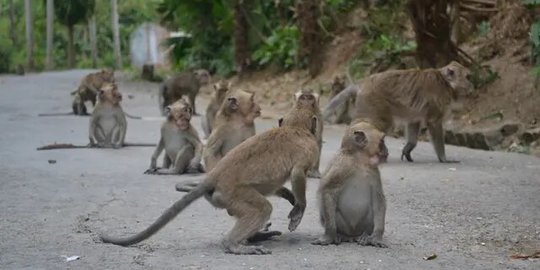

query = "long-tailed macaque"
[
  {"left": 99, "top": 107, "right": 319, "bottom": 255},
  {"left": 201, "top": 80, "right": 231, "bottom": 138},
  {"left": 72, "top": 69, "right": 115, "bottom": 115},
  {"left": 144, "top": 99, "right": 204, "bottom": 175},
  {"left": 322, "top": 61, "right": 473, "bottom": 162},
  {"left": 88, "top": 83, "right": 127, "bottom": 148},
  {"left": 158, "top": 69, "right": 211, "bottom": 116},
  {"left": 312, "top": 121, "right": 387, "bottom": 247}
]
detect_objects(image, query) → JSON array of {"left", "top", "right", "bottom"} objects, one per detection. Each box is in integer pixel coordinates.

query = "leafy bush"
[
  {"left": 0, "top": 37, "right": 14, "bottom": 73},
  {"left": 252, "top": 25, "right": 299, "bottom": 70}
]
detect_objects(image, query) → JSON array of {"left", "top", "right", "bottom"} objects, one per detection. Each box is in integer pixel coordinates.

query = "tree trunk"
[
  {"left": 8, "top": 0, "right": 16, "bottom": 45},
  {"left": 407, "top": 0, "right": 458, "bottom": 68},
  {"left": 67, "top": 24, "right": 75, "bottom": 68},
  {"left": 234, "top": 0, "right": 250, "bottom": 77},
  {"left": 295, "top": 0, "right": 322, "bottom": 77},
  {"left": 111, "top": 0, "right": 122, "bottom": 69},
  {"left": 45, "top": 0, "right": 54, "bottom": 70},
  {"left": 89, "top": 16, "right": 97, "bottom": 68},
  {"left": 24, "top": 0, "right": 34, "bottom": 71}
]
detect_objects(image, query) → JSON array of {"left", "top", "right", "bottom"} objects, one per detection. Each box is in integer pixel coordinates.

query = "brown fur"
[
  {"left": 100, "top": 106, "right": 319, "bottom": 255},
  {"left": 203, "top": 89, "right": 261, "bottom": 172},
  {"left": 353, "top": 61, "right": 473, "bottom": 162},
  {"left": 280, "top": 89, "right": 323, "bottom": 178},
  {"left": 88, "top": 82, "right": 126, "bottom": 148},
  {"left": 313, "top": 121, "right": 387, "bottom": 247},
  {"left": 159, "top": 69, "right": 210, "bottom": 116},
  {"left": 72, "top": 69, "right": 115, "bottom": 115},
  {"left": 145, "top": 99, "right": 204, "bottom": 175},
  {"left": 201, "top": 80, "right": 232, "bottom": 138},
  {"left": 327, "top": 75, "right": 354, "bottom": 124}
]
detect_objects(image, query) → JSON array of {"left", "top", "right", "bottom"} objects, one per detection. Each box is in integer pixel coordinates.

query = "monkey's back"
[{"left": 209, "top": 127, "right": 318, "bottom": 194}]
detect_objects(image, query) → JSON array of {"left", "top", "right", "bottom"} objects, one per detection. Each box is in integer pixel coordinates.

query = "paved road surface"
[{"left": 0, "top": 70, "right": 538, "bottom": 269}]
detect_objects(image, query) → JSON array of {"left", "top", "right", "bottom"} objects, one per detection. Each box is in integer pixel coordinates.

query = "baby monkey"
[
  {"left": 313, "top": 121, "right": 387, "bottom": 247},
  {"left": 145, "top": 99, "right": 204, "bottom": 175}
]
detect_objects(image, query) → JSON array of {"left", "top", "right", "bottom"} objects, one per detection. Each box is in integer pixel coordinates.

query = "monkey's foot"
[
  {"left": 144, "top": 168, "right": 159, "bottom": 174},
  {"left": 311, "top": 235, "right": 341, "bottom": 245},
  {"left": 186, "top": 163, "right": 205, "bottom": 174},
  {"left": 358, "top": 236, "right": 388, "bottom": 248},
  {"left": 247, "top": 222, "right": 281, "bottom": 242},
  {"left": 307, "top": 170, "right": 322, "bottom": 178},
  {"left": 401, "top": 152, "right": 414, "bottom": 162},
  {"left": 175, "top": 181, "right": 199, "bottom": 192},
  {"left": 287, "top": 205, "right": 305, "bottom": 232},
  {"left": 224, "top": 244, "right": 271, "bottom": 255}
]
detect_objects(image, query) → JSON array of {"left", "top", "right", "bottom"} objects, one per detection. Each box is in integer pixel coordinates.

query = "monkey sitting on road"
[
  {"left": 323, "top": 61, "right": 473, "bottom": 163},
  {"left": 158, "top": 69, "right": 211, "bottom": 116},
  {"left": 73, "top": 69, "right": 115, "bottom": 115},
  {"left": 88, "top": 82, "right": 127, "bottom": 148},
  {"left": 99, "top": 107, "right": 319, "bottom": 255},
  {"left": 144, "top": 99, "right": 205, "bottom": 175},
  {"left": 203, "top": 89, "right": 261, "bottom": 172},
  {"left": 201, "top": 80, "right": 231, "bottom": 138},
  {"left": 279, "top": 89, "right": 323, "bottom": 178},
  {"left": 312, "top": 121, "right": 388, "bottom": 247}
]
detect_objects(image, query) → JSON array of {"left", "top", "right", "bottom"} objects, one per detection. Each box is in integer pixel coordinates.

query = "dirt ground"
[{"left": 0, "top": 70, "right": 538, "bottom": 269}]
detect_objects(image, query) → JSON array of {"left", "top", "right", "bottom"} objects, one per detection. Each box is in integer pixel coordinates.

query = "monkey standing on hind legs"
[
  {"left": 323, "top": 61, "right": 473, "bottom": 163},
  {"left": 279, "top": 88, "right": 323, "bottom": 178},
  {"left": 144, "top": 99, "right": 205, "bottom": 175},
  {"left": 158, "top": 69, "right": 211, "bottom": 116},
  {"left": 201, "top": 80, "right": 231, "bottom": 138},
  {"left": 312, "top": 121, "right": 388, "bottom": 247},
  {"left": 99, "top": 107, "right": 319, "bottom": 255}
]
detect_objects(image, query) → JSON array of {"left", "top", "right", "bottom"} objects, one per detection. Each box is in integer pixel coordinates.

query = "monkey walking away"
[
  {"left": 100, "top": 107, "right": 319, "bottom": 255},
  {"left": 158, "top": 69, "right": 211, "bottom": 116},
  {"left": 201, "top": 80, "right": 232, "bottom": 138},
  {"left": 313, "top": 121, "right": 388, "bottom": 247},
  {"left": 322, "top": 61, "right": 473, "bottom": 163},
  {"left": 144, "top": 99, "right": 205, "bottom": 175}
]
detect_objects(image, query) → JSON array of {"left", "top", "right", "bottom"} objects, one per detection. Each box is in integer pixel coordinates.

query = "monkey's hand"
[
  {"left": 144, "top": 167, "right": 159, "bottom": 174},
  {"left": 287, "top": 204, "right": 305, "bottom": 232},
  {"left": 358, "top": 235, "right": 388, "bottom": 248},
  {"left": 312, "top": 234, "right": 341, "bottom": 246}
]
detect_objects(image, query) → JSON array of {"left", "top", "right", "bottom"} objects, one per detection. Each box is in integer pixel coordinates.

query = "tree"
[
  {"left": 295, "top": 0, "right": 322, "bottom": 77},
  {"left": 45, "top": 0, "right": 54, "bottom": 70},
  {"left": 111, "top": 0, "right": 122, "bottom": 69},
  {"left": 24, "top": 0, "right": 34, "bottom": 71},
  {"left": 8, "top": 0, "right": 16, "bottom": 45},
  {"left": 88, "top": 16, "right": 97, "bottom": 68},
  {"left": 407, "top": 0, "right": 458, "bottom": 68},
  {"left": 234, "top": 0, "right": 250, "bottom": 76},
  {"left": 55, "top": 0, "right": 95, "bottom": 68}
]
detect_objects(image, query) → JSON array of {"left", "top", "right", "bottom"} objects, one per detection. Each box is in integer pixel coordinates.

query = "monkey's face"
[
  {"left": 295, "top": 90, "right": 319, "bottom": 110},
  {"left": 99, "top": 83, "right": 122, "bottom": 104},
  {"left": 441, "top": 61, "right": 474, "bottom": 96},
  {"left": 167, "top": 100, "right": 193, "bottom": 130},
  {"left": 214, "top": 81, "right": 230, "bottom": 99},
  {"left": 346, "top": 122, "right": 386, "bottom": 166},
  {"left": 225, "top": 91, "right": 261, "bottom": 121},
  {"left": 195, "top": 69, "right": 211, "bottom": 85}
]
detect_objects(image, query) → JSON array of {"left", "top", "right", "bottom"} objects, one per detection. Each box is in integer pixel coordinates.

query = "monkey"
[
  {"left": 88, "top": 82, "right": 127, "bottom": 149},
  {"left": 99, "top": 107, "right": 319, "bottom": 255},
  {"left": 144, "top": 99, "right": 205, "bottom": 175},
  {"left": 323, "top": 61, "right": 473, "bottom": 163},
  {"left": 312, "top": 121, "right": 388, "bottom": 247},
  {"left": 279, "top": 89, "right": 323, "bottom": 178},
  {"left": 158, "top": 69, "right": 211, "bottom": 116},
  {"left": 72, "top": 69, "right": 115, "bottom": 115},
  {"left": 202, "top": 89, "right": 261, "bottom": 172},
  {"left": 201, "top": 80, "right": 232, "bottom": 138}
]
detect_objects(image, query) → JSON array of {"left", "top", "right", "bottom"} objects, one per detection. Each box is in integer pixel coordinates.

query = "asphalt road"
[{"left": 0, "top": 70, "right": 538, "bottom": 270}]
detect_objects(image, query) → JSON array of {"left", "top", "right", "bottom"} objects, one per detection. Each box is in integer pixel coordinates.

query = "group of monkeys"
[{"left": 50, "top": 60, "right": 473, "bottom": 255}]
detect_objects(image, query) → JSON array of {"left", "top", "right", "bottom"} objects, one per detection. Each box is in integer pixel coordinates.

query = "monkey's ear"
[
  {"left": 164, "top": 106, "right": 172, "bottom": 116},
  {"left": 278, "top": 118, "right": 284, "bottom": 127},
  {"left": 442, "top": 66, "right": 455, "bottom": 80},
  {"left": 353, "top": 130, "right": 367, "bottom": 148},
  {"left": 227, "top": 97, "right": 239, "bottom": 110},
  {"left": 310, "top": 116, "right": 318, "bottom": 135}
]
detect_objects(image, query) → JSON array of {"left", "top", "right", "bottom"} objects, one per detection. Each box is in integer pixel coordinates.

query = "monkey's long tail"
[
  {"left": 322, "top": 84, "right": 360, "bottom": 121},
  {"left": 100, "top": 182, "right": 211, "bottom": 246}
]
